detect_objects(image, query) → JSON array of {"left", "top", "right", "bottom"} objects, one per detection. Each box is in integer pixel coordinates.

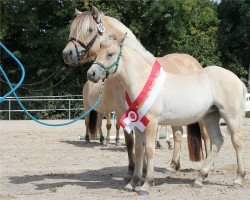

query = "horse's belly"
[{"left": 158, "top": 88, "right": 213, "bottom": 126}]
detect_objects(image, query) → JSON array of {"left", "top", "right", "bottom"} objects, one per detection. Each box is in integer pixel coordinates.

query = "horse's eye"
[
  {"left": 89, "top": 28, "right": 93, "bottom": 33},
  {"left": 107, "top": 52, "right": 114, "bottom": 58}
]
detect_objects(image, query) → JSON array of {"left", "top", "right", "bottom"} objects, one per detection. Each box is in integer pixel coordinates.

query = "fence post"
[
  {"left": 8, "top": 100, "right": 11, "bottom": 120},
  {"left": 69, "top": 99, "right": 71, "bottom": 119}
]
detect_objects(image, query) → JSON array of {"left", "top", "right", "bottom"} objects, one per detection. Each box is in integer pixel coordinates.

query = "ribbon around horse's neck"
[{"left": 93, "top": 46, "right": 122, "bottom": 79}]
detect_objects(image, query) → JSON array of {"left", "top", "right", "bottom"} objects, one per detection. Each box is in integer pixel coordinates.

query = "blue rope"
[
  {"left": 0, "top": 42, "right": 100, "bottom": 126},
  {"left": 0, "top": 42, "right": 25, "bottom": 103}
]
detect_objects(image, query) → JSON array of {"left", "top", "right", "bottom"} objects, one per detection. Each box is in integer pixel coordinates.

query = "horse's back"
[{"left": 158, "top": 54, "right": 203, "bottom": 74}]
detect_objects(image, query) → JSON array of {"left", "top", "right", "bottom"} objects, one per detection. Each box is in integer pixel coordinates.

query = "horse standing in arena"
[
  {"left": 63, "top": 6, "right": 210, "bottom": 175},
  {"left": 83, "top": 81, "right": 121, "bottom": 145},
  {"left": 87, "top": 33, "right": 247, "bottom": 195}
]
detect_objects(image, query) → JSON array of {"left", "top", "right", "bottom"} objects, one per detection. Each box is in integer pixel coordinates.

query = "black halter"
[
  {"left": 69, "top": 34, "right": 98, "bottom": 61},
  {"left": 69, "top": 18, "right": 105, "bottom": 62}
]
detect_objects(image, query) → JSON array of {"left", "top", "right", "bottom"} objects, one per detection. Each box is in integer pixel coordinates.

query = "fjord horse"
[
  {"left": 87, "top": 34, "right": 246, "bottom": 195},
  {"left": 62, "top": 6, "right": 210, "bottom": 174}
]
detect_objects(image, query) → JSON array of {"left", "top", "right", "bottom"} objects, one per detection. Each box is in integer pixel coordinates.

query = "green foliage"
[
  {"left": 0, "top": 0, "right": 249, "bottom": 119},
  {"left": 217, "top": 0, "right": 249, "bottom": 82}
]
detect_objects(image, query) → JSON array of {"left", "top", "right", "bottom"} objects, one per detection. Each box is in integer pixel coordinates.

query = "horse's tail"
[
  {"left": 187, "top": 122, "right": 203, "bottom": 162},
  {"left": 88, "top": 110, "right": 98, "bottom": 138}
]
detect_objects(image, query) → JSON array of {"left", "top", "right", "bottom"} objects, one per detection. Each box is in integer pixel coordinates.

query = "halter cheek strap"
[
  {"left": 70, "top": 34, "right": 98, "bottom": 61},
  {"left": 68, "top": 18, "right": 105, "bottom": 62},
  {"left": 93, "top": 46, "right": 122, "bottom": 79}
]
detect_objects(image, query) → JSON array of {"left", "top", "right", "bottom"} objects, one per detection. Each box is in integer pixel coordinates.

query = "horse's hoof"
[
  {"left": 100, "top": 141, "right": 105, "bottom": 146},
  {"left": 128, "top": 167, "right": 134, "bottom": 176},
  {"left": 232, "top": 183, "right": 242, "bottom": 189},
  {"left": 139, "top": 190, "right": 150, "bottom": 196},
  {"left": 192, "top": 181, "right": 203, "bottom": 188},
  {"left": 106, "top": 140, "right": 111, "bottom": 145},
  {"left": 134, "top": 186, "right": 140, "bottom": 192},
  {"left": 115, "top": 141, "right": 122, "bottom": 146},
  {"left": 155, "top": 141, "right": 162, "bottom": 149},
  {"left": 125, "top": 183, "right": 134, "bottom": 192}
]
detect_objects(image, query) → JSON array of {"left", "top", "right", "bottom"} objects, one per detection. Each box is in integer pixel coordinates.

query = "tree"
[
  {"left": 217, "top": 0, "right": 249, "bottom": 83},
  {"left": 144, "top": 0, "right": 220, "bottom": 66}
]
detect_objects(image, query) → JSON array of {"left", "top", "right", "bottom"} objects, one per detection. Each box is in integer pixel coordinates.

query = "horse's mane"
[
  {"left": 105, "top": 16, "right": 155, "bottom": 65},
  {"left": 70, "top": 10, "right": 155, "bottom": 65}
]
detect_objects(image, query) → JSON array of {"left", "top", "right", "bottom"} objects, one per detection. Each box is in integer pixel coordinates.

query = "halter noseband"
[
  {"left": 93, "top": 46, "right": 123, "bottom": 80},
  {"left": 69, "top": 18, "right": 105, "bottom": 62}
]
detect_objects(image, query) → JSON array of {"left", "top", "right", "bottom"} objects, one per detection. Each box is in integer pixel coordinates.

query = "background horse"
[
  {"left": 83, "top": 81, "right": 120, "bottom": 145},
  {"left": 62, "top": 6, "right": 210, "bottom": 174},
  {"left": 87, "top": 34, "right": 247, "bottom": 195}
]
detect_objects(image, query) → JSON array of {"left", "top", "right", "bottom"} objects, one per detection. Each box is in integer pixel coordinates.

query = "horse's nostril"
[
  {"left": 69, "top": 50, "right": 73, "bottom": 56},
  {"left": 63, "top": 52, "right": 67, "bottom": 60},
  {"left": 92, "top": 71, "right": 96, "bottom": 77}
]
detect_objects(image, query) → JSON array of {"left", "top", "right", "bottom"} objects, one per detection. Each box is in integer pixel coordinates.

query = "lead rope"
[{"left": 0, "top": 42, "right": 103, "bottom": 126}]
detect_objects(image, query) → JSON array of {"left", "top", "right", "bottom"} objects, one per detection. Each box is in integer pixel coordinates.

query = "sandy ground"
[{"left": 0, "top": 119, "right": 250, "bottom": 200}]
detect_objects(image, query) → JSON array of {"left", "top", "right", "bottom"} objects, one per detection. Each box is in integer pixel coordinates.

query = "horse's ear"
[
  {"left": 117, "top": 33, "right": 127, "bottom": 47},
  {"left": 92, "top": 6, "right": 99, "bottom": 21},
  {"left": 75, "top": 8, "right": 82, "bottom": 16}
]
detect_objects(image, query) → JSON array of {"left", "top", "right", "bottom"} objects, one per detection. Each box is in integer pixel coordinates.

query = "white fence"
[
  {"left": 0, "top": 95, "right": 84, "bottom": 120},
  {"left": 1, "top": 93, "right": 250, "bottom": 120}
]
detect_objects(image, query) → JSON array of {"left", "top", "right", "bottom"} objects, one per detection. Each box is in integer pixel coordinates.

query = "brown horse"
[{"left": 62, "top": 6, "right": 210, "bottom": 175}]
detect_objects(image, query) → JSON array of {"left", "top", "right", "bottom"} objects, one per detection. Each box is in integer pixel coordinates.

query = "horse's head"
[
  {"left": 87, "top": 33, "right": 126, "bottom": 83},
  {"left": 63, "top": 6, "right": 105, "bottom": 66}
]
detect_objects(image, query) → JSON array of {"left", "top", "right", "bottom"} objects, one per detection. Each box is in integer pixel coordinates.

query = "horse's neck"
[
  {"left": 103, "top": 16, "right": 155, "bottom": 66},
  {"left": 118, "top": 47, "right": 153, "bottom": 102}
]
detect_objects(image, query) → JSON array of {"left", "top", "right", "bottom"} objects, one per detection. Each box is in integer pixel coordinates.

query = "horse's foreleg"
[
  {"left": 165, "top": 126, "right": 183, "bottom": 174},
  {"left": 125, "top": 128, "right": 145, "bottom": 193},
  {"left": 140, "top": 121, "right": 158, "bottom": 196},
  {"left": 106, "top": 113, "right": 111, "bottom": 144},
  {"left": 193, "top": 112, "right": 223, "bottom": 188},
  {"left": 124, "top": 130, "right": 135, "bottom": 176}
]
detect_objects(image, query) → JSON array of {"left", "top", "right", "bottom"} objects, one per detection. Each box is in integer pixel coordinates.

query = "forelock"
[{"left": 70, "top": 11, "right": 96, "bottom": 39}]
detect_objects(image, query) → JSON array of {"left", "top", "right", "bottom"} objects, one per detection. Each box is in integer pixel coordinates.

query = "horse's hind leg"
[
  {"left": 84, "top": 113, "right": 90, "bottom": 142},
  {"left": 98, "top": 113, "right": 104, "bottom": 145},
  {"left": 199, "top": 120, "right": 210, "bottom": 158},
  {"left": 225, "top": 117, "right": 246, "bottom": 188},
  {"left": 193, "top": 112, "right": 223, "bottom": 188},
  {"left": 165, "top": 126, "right": 183, "bottom": 174}
]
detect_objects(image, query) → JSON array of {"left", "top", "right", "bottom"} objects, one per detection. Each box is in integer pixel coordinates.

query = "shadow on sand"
[{"left": 8, "top": 165, "right": 215, "bottom": 192}]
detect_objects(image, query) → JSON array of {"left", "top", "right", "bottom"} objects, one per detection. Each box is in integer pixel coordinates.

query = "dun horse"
[
  {"left": 87, "top": 34, "right": 247, "bottom": 195},
  {"left": 62, "top": 7, "right": 210, "bottom": 174},
  {"left": 83, "top": 81, "right": 120, "bottom": 145}
]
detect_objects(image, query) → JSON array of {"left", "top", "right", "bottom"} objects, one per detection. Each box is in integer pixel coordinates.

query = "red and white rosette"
[{"left": 119, "top": 60, "right": 166, "bottom": 133}]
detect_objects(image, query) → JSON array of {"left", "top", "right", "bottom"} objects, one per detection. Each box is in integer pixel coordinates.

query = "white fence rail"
[
  {"left": 0, "top": 95, "right": 84, "bottom": 120},
  {"left": 1, "top": 93, "right": 250, "bottom": 120}
]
